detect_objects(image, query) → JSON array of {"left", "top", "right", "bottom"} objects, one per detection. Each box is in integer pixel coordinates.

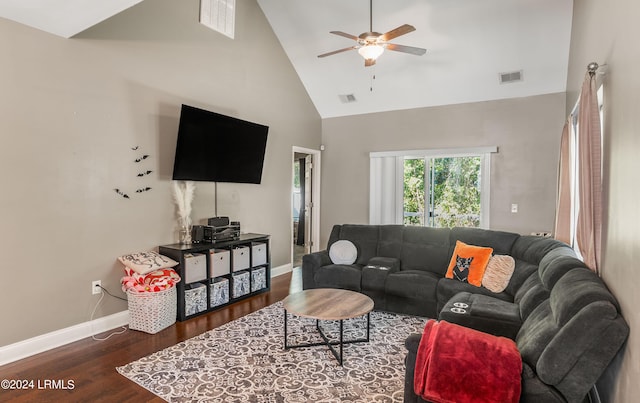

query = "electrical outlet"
[{"left": 92, "top": 280, "right": 102, "bottom": 295}]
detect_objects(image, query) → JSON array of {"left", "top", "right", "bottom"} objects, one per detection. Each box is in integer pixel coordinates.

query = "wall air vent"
[
  {"left": 339, "top": 94, "right": 357, "bottom": 103},
  {"left": 499, "top": 70, "right": 523, "bottom": 84}
]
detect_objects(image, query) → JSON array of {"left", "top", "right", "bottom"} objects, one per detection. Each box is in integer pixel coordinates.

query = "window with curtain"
[
  {"left": 370, "top": 147, "right": 496, "bottom": 228},
  {"left": 565, "top": 85, "right": 604, "bottom": 257},
  {"left": 555, "top": 69, "right": 603, "bottom": 272}
]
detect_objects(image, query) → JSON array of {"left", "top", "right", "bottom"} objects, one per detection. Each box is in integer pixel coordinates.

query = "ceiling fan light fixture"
[{"left": 358, "top": 44, "right": 384, "bottom": 60}]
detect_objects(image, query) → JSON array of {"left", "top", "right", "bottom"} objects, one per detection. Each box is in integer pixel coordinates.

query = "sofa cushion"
[
  {"left": 400, "top": 226, "right": 451, "bottom": 275},
  {"left": 515, "top": 300, "right": 557, "bottom": 372},
  {"left": 550, "top": 269, "right": 620, "bottom": 326},
  {"left": 385, "top": 270, "right": 441, "bottom": 317},
  {"left": 538, "top": 247, "right": 588, "bottom": 289},
  {"left": 445, "top": 241, "right": 493, "bottom": 286},
  {"left": 516, "top": 269, "right": 629, "bottom": 402},
  {"left": 386, "top": 270, "right": 439, "bottom": 303},
  {"left": 539, "top": 304, "right": 628, "bottom": 401},
  {"left": 313, "top": 263, "right": 363, "bottom": 291},
  {"left": 377, "top": 225, "right": 405, "bottom": 260},
  {"left": 510, "top": 236, "right": 566, "bottom": 265},
  {"left": 450, "top": 227, "right": 519, "bottom": 255},
  {"left": 504, "top": 260, "right": 539, "bottom": 297},
  {"left": 439, "top": 292, "right": 522, "bottom": 339},
  {"left": 437, "top": 277, "right": 511, "bottom": 312},
  {"left": 538, "top": 301, "right": 620, "bottom": 385},
  {"left": 520, "top": 363, "right": 567, "bottom": 403},
  {"left": 517, "top": 282, "right": 550, "bottom": 321}
]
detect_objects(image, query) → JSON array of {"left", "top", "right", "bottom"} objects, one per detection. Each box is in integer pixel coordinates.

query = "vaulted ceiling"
[{"left": 0, "top": 0, "right": 573, "bottom": 118}]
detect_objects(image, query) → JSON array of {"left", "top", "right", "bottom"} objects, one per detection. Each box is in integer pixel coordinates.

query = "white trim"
[
  {"left": 395, "top": 156, "right": 405, "bottom": 223},
  {"left": 291, "top": 146, "right": 322, "bottom": 255},
  {"left": 370, "top": 146, "right": 498, "bottom": 159},
  {"left": 369, "top": 157, "right": 379, "bottom": 223},
  {"left": 480, "top": 154, "right": 492, "bottom": 228},
  {"left": 270, "top": 263, "right": 292, "bottom": 278},
  {"left": 0, "top": 264, "right": 293, "bottom": 367},
  {"left": 0, "top": 310, "right": 129, "bottom": 366}
]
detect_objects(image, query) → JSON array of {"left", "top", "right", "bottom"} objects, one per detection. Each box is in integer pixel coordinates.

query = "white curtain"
[
  {"left": 369, "top": 156, "right": 402, "bottom": 224},
  {"left": 554, "top": 118, "right": 572, "bottom": 245},
  {"left": 576, "top": 71, "right": 602, "bottom": 273}
]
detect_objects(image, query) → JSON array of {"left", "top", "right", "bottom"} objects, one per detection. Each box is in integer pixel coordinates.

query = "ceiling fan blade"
[
  {"left": 318, "top": 46, "right": 358, "bottom": 58},
  {"left": 379, "top": 24, "right": 416, "bottom": 42},
  {"left": 385, "top": 43, "right": 427, "bottom": 56},
  {"left": 330, "top": 31, "right": 359, "bottom": 41},
  {"left": 365, "top": 58, "right": 376, "bottom": 67}
]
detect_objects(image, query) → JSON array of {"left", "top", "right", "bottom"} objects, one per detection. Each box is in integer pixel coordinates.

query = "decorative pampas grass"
[{"left": 172, "top": 181, "right": 195, "bottom": 228}]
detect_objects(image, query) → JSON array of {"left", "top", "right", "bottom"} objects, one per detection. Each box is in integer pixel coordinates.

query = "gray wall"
[
  {"left": 568, "top": 1, "right": 640, "bottom": 401},
  {"left": 320, "top": 93, "right": 566, "bottom": 245},
  {"left": 0, "top": 0, "right": 321, "bottom": 346}
]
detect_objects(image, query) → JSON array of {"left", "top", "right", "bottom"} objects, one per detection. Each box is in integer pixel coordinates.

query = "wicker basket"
[{"left": 127, "top": 286, "right": 177, "bottom": 334}]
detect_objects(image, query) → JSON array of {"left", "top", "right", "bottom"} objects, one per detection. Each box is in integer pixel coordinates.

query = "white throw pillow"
[
  {"left": 118, "top": 251, "right": 179, "bottom": 275},
  {"left": 329, "top": 240, "right": 358, "bottom": 265}
]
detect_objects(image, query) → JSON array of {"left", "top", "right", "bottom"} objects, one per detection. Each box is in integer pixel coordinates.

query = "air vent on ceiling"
[
  {"left": 339, "top": 94, "right": 357, "bottom": 103},
  {"left": 499, "top": 70, "right": 523, "bottom": 84},
  {"left": 199, "top": 0, "right": 235, "bottom": 39}
]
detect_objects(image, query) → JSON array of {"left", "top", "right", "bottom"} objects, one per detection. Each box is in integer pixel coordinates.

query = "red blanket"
[{"left": 414, "top": 320, "right": 522, "bottom": 403}]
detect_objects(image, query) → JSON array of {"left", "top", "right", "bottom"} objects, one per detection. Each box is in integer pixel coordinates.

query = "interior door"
[{"left": 303, "top": 155, "right": 313, "bottom": 254}]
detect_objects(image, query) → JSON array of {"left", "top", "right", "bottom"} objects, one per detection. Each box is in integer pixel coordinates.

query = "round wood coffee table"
[{"left": 282, "top": 288, "right": 374, "bottom": 365}]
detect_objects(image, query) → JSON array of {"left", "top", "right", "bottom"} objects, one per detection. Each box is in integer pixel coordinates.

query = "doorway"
[{"left": 292, "top": 147, "right": 321, "bottom": 267}]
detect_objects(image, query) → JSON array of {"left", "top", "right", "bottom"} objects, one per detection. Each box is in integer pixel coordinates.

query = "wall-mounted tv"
[{"left": 172, "top": 104, "right": 269, "bottom": 184}]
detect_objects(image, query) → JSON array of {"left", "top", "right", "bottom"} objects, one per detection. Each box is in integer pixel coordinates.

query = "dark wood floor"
[{"left": 0, "top": 269, "right": 301, "bottom": 403}]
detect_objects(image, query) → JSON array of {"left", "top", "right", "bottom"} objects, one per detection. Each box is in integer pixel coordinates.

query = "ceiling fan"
[{"left": 317, "top": 0, "right": 427, "bottom": 67}]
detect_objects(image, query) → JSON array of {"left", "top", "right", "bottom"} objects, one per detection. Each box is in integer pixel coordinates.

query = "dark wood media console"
[{"left": 159, "top": 233, "right": 270, "bottom": 321}]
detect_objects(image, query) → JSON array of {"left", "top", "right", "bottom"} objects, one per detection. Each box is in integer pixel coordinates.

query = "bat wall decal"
[
  {"left": 114, "top": 188, "right": 130, "bottom": 199},
  {"left": 114, "top": 146, "right": 153, "bottom": 199}
]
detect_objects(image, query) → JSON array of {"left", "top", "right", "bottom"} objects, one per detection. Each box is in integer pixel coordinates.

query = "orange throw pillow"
[{"left": 445, "top": 241, "right": 494, "bottom": 286}]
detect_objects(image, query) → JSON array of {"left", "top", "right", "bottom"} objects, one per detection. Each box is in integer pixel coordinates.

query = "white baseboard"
[
  {"left": 0, "top": 264, "right": 293, "bottom": 367},
  {"left": 0, "top": 310, "right": 130, "bottom": 367},
  {"left": 271, "top": 263, "right": 292, "bottom": 277}
]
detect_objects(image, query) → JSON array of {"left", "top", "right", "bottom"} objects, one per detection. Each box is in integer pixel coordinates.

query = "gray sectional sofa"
[{"left": 301, "top": 224, "right": 629, "bottom": 403}]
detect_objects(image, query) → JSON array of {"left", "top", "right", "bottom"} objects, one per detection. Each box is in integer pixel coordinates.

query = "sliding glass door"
[{"left": 403, "top": 156, "right": 482, "bottom": 228}]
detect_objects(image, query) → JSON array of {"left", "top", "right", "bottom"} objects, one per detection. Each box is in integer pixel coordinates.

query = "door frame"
[{"left": 292, "top": 146, "right": 322, "bottom": 261}]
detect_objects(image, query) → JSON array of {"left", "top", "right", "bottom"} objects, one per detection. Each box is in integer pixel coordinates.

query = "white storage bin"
[
  {"left": 232, "top": 271, "right": 250, "bottom": 298},
  {"left": 210, "top": 277, "right": 229, "bottom": 307},
  {"left": 184, "top": 283, "right": 207, "bottom": 316},
  {"left": 209, "top": 249, "right": 230, "bottom": 277},
  {"left": 251, "top": 242, "right": 267, "bottom": 267},
  {"left": 251, "top": 267, "right": 267, "bottom": 292},
  {"left": 183, "top": 253, "right": 206, "bottom": 284},
  {"left": 127, "top": 287, "right": 177, "bottom": 334},
  {"left": 232, "top": 247, "right": 250, "bottom": 272}
]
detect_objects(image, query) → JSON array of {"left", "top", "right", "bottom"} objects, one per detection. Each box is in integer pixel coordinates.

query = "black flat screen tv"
[{"left": 172, "top": 104, "right": 269, "bottom": 184}]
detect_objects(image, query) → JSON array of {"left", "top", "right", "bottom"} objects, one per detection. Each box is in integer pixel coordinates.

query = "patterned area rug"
[{"left": 117, "top": 301, "right": 427, "bottom": 402}]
